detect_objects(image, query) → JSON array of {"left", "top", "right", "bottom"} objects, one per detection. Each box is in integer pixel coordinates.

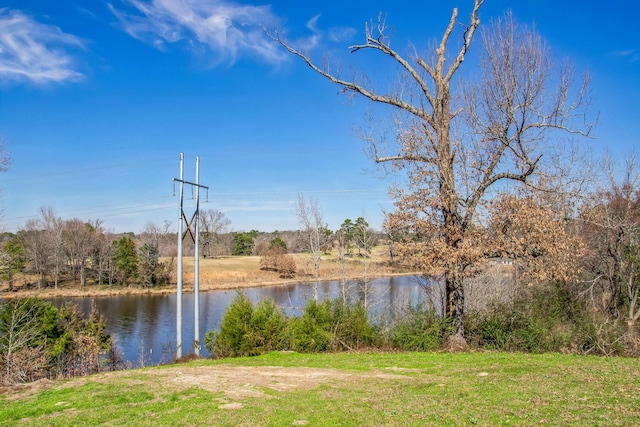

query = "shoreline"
[{"left": 0, "top": 272, "right": 419, "bottom": 300}]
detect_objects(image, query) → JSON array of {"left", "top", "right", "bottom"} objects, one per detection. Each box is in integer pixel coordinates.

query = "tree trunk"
[
  {"left": 54, "top": 264, "right": 59, "bottom": 290},
  {"left": 445, "top": 267, "right": 469, "bottom": 351},
  {"left": 445, "top": 269, "right": 465, "bottom": 336},
  {"left": 71, "top": 260, "right": 78, "bottom": 284},
  {"left": 80, "top": 260, "right": 86, "bottom": 288}
]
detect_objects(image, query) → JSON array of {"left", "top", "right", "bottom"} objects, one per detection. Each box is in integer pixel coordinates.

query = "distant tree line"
[
  {"left": 0, "top": 203, "right": 386, "bottom": 291},
  {"left": 0, "top": 208, "right": 177, "bottom": 290}
]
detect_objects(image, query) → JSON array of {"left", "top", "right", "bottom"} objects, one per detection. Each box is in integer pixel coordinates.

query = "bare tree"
[
  {"left": 94, "top": 229, "right": 117, "bottom": 287},
  {"left": 21, "top": 220, "right": 51, "bottom": 289},
  {"left": 199, "top": 209, "right": 231, "bottom": 257},
  {"left": 580, "top": 152, "right": 640, "bottom": 333},
  {"left": 63, "top": 219, "right": 100, "bottom": 287},
  {"left": 270, "top": 3, "right": 593, "bottom": 340},
  {"left": 139, "top": 220, "right": 172, "bottom": 254},
  {"left": 352, "top": 217, "right": 376, "bottom": 310},
  {"left": 294, "top": 195, "right": 330, "bottom": 281},
  {"left": 22, "top": 208, "right": 66, "bottom": 289},
  {"left": 40, "top": 207, "right": 65, "bottom": 289},
  {"left": 294, "top": 195, "right": 332, "bottom": 302}
]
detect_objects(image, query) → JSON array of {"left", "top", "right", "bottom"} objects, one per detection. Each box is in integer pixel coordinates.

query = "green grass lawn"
[{"left": 2, "top": 351, "right": 639, "bottom": 426}]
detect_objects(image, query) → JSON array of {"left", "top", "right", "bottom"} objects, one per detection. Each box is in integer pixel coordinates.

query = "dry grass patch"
[{"left": 2, "top": 247, "right": 414, "bottom": 298}]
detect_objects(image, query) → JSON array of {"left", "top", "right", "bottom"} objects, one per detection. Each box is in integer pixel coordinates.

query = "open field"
[
  {"left": 181, "top": 247, "right": 403, "bottom": 287},
  {"left": 2, "top": 351, "right": 639, "bottom": 426},
  {"left": 1, "top": 246, "right": 415, "bottom": 299}
]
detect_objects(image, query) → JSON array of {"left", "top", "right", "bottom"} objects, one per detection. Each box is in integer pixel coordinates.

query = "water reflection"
[{"left": 50, "top": 275, "right": 425, "bottom": 365}]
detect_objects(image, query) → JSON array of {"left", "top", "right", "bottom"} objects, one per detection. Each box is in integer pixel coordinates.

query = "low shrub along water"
[
  {"left": 205, "top": 291, "right": 448, "bottom": 357},
  {"left": 205, "top": 281, "right": 637, "bottom": 358}
]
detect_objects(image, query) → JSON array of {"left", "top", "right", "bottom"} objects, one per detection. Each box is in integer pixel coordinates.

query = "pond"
[{"left": 50, "top": 275, "right": 428, "bottom": 366}]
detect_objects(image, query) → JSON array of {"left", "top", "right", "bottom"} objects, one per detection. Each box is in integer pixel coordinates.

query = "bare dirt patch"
[
  {"left": 144, "top": 365, "right": 409, "bottom": 399},
  {"left": 0, "top": 378, "right": 56, "bottom": 401},
  {"left": 1, "top": 365, "right": 410, "bottom": 403}
]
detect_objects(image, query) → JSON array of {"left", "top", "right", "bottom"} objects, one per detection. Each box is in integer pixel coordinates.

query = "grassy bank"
[{"left": 2, "top": 351, "right": 639, "bottom": 426}]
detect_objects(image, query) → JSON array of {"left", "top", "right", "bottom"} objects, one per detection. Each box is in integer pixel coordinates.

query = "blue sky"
[{"left": 0, "top": 1, "right": 638, "bottom": 234}]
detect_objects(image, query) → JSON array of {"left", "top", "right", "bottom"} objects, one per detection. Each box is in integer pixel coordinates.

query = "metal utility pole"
[
  {"left": 176, "top": 153, "right": 184, "bottom": 359},
  {"left": 173, "top": 153, "right": 208, "bottom": 359},
  {"left": 193, "top": 156, "right": 201, "bottom": 356}
]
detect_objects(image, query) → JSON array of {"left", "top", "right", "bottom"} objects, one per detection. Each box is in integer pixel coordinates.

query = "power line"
[
  {"left": 4, "top": 189, "right": 386, "bottom": 221},
  {"left": 1, "top": 195, "right": 176, "bottom": 230},
  {"left": 3, "top": 156, "right": 175, "bottom": 185},
  {"left": 1, "top": 187, "right": 390, "bottom": 231},
  {"left": 208, "top": 189, "right": 388, "bottom": 202}
]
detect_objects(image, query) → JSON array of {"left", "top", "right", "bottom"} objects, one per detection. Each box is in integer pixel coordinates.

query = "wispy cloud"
[
  {"left": 109, "top": 0, "right": 287, "bottom": 64},
  {"left": 0, "top": 9, "right": 85, "bottom": 84},
  {"left": 328, "top": 26, "right": 357, "bottom": 43},
  {"left": 608, "top": 49, "right": 639, "bottom": 63},
  {"left": 301, "top": 15, "right": 322, "bottom": 51},
  {"left": 298, "top": 15, "right": 356, "bottom": 51}
]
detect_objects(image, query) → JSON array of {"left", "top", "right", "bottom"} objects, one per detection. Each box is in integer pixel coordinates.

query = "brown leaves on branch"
[
  {"left": 387, "top": 190, "right": 580, "bottom": 286},
  {"left": 487, "top": 193, "right": 582, "bottom": 285}
]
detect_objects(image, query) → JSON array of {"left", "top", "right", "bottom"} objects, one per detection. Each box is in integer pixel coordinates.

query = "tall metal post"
[
  {"left": 194, "top": 156, "right": 201, "bottom": 356},
  {"left": 173, "top": 154, "right": 208, "bottom": 361},
  {"left": 176, "top": 153, "right": 184, "bottom": 359}
]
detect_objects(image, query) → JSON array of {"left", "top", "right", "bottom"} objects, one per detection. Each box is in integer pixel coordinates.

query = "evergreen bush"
[
  {"left": 289, "top": 299, "right": 332, "bottom": 353},
  {"left": 204, "top": 292, "right": 287, "bottom": 357}
]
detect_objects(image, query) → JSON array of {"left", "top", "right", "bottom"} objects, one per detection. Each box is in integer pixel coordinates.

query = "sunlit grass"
[{"left": 2, "top": 351, "right": 639, "bottom": 426}]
